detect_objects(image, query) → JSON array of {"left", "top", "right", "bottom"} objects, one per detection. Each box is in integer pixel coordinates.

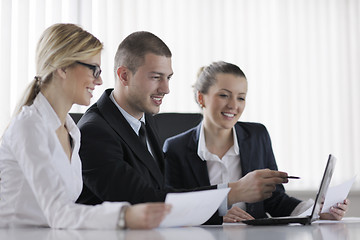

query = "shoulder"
[
  {"left": 77, "top": 89, "right": 115, "bottom": 129},
  {"left": 235, "top": 121, "right": 272, "bottom": 141},
  {"left": 3, "top": 106, "right": 48, "bottom": 148},
  {"left": 13, "top": 106, "right": 47, "bottom": 134},
  {"left": 236, "top": 121, "right": 268, "bottom": 132},
  {"left": 78, "top": 103, "right": 107, "bottom": 131},
  {"left": 163, "top": 126, "right": 197, "bottom": 150}
]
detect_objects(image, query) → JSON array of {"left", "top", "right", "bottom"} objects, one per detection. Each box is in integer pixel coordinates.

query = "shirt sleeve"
[
  {"left": 217, "top": 183, "right": 229, "bottom": 216},
  {"left": 290, "top": 199, "right": 314, "bottom": 216},
  {"left": 9, "top": 115, "right": 126, "bottom": 229}
]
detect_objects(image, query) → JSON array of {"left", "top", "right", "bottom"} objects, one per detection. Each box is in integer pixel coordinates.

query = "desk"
[{"left": 1, "top": 218, "right": 359, "bottom": 240}]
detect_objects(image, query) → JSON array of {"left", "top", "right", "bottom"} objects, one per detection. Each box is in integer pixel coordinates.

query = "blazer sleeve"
[
  {"left": 163, "top": 138, "right": 187, "bottom": 189},
  {"left": 164, "top": 131, "right": 223, "bottom": 225}
]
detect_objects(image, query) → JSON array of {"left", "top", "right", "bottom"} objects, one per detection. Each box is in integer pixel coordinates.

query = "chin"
[
  {"left": 146, "top": 106, "right": 160, "bottom": 115},
  {"left": 76, "top": 99, "right": 90, "bottom": 106}
]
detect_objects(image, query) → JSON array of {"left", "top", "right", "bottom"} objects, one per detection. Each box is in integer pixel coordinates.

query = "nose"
[
  {"left": 94, "top": 76, "right": 103, "bottom": 86},
  {"left": 159, "top": 78, "right": 170, "bottom": 94},
  {"left": 227, "top": 96, "right": 237, "bottom": 109}
]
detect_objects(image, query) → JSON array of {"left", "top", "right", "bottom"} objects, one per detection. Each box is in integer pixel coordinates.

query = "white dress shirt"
[
  {"left": 197, "top": 122, "right": 246, "bottom": 214},
  {"left": 0, "top": 93, "right": 127, "bottom": 229},
  {"left": 197, "top": 122, "right": 312, "bottom": 217}
]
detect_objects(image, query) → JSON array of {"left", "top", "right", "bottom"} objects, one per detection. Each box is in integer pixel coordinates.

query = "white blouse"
[
  {"left": 197, "top": 122, "right": 246, "bottom": 212},
  {"left": 196, "top": 122, "right": 312, "bottom": 217},
  {"left": 0, "top": 93, "right": 127, "bottom": 229}
]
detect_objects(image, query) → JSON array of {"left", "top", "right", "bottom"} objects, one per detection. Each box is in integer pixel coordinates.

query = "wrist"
[
  {"left": 228, "top": 182, "right": 236, "bottom": 205},
  {"left": 117, "top": 205, "right": 130, "bottom": 229}
]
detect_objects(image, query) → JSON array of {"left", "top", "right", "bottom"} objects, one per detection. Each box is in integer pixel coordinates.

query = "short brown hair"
[{"left": 113, "top": 31, "right": 172, "bottom": 78}]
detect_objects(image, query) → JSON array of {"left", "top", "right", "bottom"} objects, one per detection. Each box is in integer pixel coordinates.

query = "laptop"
[{"left": 242, "top": 154, "right": 336, "bottom": 226}]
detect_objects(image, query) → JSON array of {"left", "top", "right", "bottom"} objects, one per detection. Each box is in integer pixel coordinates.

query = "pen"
[{"left": 286, "top": 176, "right": 300, "bottom": 179}]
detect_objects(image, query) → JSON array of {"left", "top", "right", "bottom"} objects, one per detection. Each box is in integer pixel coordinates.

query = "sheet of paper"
[
  {"left": 159, "top": 188, "right": 230, "bottom": 228},
  {"left": 298, "top": 176, "right": 356, "bottom": 217},
  {"left": 321, "top": 176, "right": 356, "bottom": 213}
]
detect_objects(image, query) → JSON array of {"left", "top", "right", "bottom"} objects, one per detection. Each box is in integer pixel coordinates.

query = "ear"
[
  {"left": 117, "top": 66, "right": 130, "bottom": 86},
  {"left": 56, "top": 68, "right": 67, "bottom": 79},
  {"left": 197, "top": 91, "right": 205, "bottom": 108}
]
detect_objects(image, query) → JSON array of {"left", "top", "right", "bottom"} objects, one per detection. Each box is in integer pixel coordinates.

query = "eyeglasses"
[{"left": 76, "top": 61, "right": 102, "bottom": 79}]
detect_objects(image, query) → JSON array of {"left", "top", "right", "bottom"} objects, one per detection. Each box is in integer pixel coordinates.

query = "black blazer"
[
  {"left": 76, "top": 89, "right": 220, "bottom": 224},
  {"left": 163, "top": 122, "right": 301, "bottom": 219}
]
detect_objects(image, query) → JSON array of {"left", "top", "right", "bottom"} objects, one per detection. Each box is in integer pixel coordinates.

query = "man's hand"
[{"left": 228, "top": 169, "right": 289, "bottom": 205}]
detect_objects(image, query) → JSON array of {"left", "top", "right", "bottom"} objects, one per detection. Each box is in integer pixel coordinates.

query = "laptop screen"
[{"left": 309, "top": 154, "right": 337, "bottom": 221}]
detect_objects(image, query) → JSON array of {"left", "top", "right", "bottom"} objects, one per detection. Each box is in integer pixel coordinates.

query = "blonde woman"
[{"left": 0, "top": 23, "right": 170, "bottom": 229}]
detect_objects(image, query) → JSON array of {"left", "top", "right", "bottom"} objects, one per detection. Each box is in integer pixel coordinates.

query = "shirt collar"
[
  {"left": 33, "top": 92, "right": 80, "bottom": 138},
  {"left": 33, "top": 92, "right": 62, "bottom": 131},
  {"left": 197, "top": 122, "right": 239, "bottom": 161},
  {"left": 109, "top": 90, "right": 145, "bottom": 135}
]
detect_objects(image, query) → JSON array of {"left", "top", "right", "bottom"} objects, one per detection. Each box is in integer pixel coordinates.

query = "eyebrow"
[
  {"left": 150, "top": 71, "right": 174, "bottom": 77},
  {"left": 219, "top": 88, "right": 246, "bottom": 95}
]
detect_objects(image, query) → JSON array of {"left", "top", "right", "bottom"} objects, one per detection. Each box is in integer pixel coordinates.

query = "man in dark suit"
[{"left": 77, "top": 31, "right": 289, "bottom": 224}]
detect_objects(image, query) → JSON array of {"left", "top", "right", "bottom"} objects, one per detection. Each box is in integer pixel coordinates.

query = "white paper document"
[
  {"left": 298, "top": 176, "right": 356, "bottom": 216},
  {"left": 321, "top": 176, "right": 356, "bottom": 213},
  {"left": 159, "top": 188, "right": 230, "bottom": 228}
]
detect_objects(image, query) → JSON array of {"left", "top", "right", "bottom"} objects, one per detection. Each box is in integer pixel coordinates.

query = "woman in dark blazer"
[{"left": 163, "top": 61, "right": 348, "bottom": 222}]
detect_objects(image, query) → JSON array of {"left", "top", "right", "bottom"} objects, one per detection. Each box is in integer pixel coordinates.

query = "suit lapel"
[
  {"left": 187, "top": 124, "right": 211, "bottom": 186},
  {"left": 144, "top": 114, "right": 165, "bottom": 173},
  {"left": 97, "top": 89, "right": 164, "bottom": 187},
  {"left": 236, "top": 123, "right": 251, "bottom": 176}
]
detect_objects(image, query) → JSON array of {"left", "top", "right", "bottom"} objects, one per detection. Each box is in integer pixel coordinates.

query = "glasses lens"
[{"left": 94, "top": 67, "right": 101, "bottom": 78}]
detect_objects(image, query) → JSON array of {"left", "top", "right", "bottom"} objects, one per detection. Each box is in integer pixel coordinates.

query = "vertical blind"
[{"left": 1, "top": 0, "right": 359, "bottom": 191}]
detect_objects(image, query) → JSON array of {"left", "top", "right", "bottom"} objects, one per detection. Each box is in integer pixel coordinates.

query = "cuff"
[
  {"left": 217, "top": 183, "right": 229, "bottom": 216},
  {"left": 291, "top": 199, "right": 314, "bottom": 216}
]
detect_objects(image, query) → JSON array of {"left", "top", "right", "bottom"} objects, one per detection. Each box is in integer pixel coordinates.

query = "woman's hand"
[
  {"left": 320, "top": 199, "right": 349, "bottom": 220},
  {"left": 223, "top": 206, "right": 254, "bottom": 223},
  {"left": 125, "top": 203, "right": 171, "bottom": 229}
]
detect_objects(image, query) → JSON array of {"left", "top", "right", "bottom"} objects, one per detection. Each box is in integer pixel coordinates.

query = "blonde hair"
[{"left": 16, "top": 23, "right": 103, "bottom": 114}]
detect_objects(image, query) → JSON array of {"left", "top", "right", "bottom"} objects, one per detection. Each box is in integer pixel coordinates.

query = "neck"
[
  {"left": 41, "top": 85, "right": 72, "bottom": 126},
  {"left": 113, "top": 85, "right": 144, "bottom": 120},
  {"left": 203, "top": 120, "right": 234, "bottom": 153}
]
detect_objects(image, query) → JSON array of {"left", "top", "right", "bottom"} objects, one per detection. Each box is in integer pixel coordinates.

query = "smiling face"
[
  {"left": 119, "top": 53, "right": 173, "bottom": 119},
  {"left": 199, "top": 73, "right": 248, "bottom": 131},
  {"left": 64, "top": 53, "right": 103, "bottom": 106}
]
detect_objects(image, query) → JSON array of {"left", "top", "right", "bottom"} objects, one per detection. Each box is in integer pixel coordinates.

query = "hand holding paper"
[
  {"left": 159, "top": 188, "right": 230, "bottom": 228},
  {"left": 298, "top": 176, "right": 355, "bottom": 217}
]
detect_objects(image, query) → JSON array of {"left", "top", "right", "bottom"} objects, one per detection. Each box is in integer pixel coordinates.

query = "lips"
[
  {"left": 86, "top": 88, "right": 94, "bottom": 98},
  {"left": 151, "top": 95, "right": 164, "bottom": 105},
  {"left": 222, "top": 112, "right": 236, "bottom": 118}
]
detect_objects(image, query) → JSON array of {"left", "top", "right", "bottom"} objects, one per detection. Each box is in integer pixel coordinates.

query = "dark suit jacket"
[
  {"left": 163, "top": 122, "right": 301, "bottom": 219},
  {"left": 76, "top": 89, "right": 220, "bottom": 224}
]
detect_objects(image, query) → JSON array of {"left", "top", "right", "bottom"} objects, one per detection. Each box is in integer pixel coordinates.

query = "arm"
[
  {"left": 163, "top": 133, "right": 223, "bottom": 225},
  {"left": 11, "top": 117, "right": 125, "bottom": 229}
]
